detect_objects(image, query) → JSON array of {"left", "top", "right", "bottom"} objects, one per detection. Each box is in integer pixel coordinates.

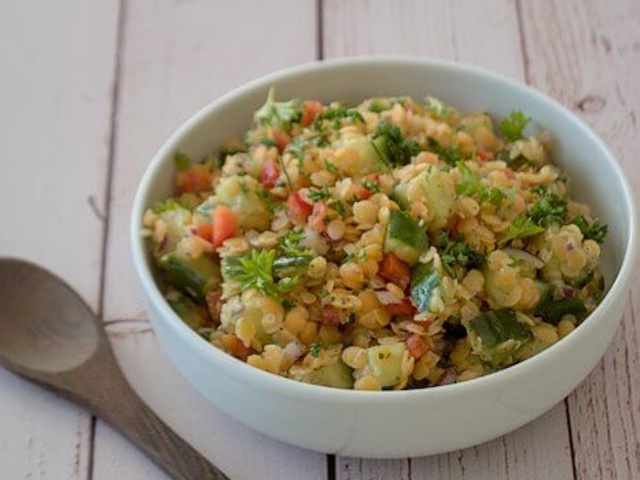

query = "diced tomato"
[
  {"left": 176, "top": 164, "right": 213, "bottom": 193},
  {"left": 384, "top": 299, "right": 416, "bottom": 317},
  {"left": 357, "top": 186, "right": 373, "bottom": 200},
  {"left": 259, "top": 158, "right": 280, "bottom": 188},
  {"left": 287, "top": 191, "right": 313, "bottom": 225},
  {"left": 477, "top": 149, "right": 495, "bottom": 161},
  {"left": 221, "top": 334, "right": 252, "bottom": 361},
  {"left": 301, "top": 100, "right": 324, "bottom": 127},
  {"left": 319, "top": 305, "right": 342, "bottom": 325},
  {"left": 194, "top": 223, "right": 213, "bottom": 241},
  {"left": 212, "top": 205, "right": 237, "bottom": 248},
  {"left": 272, "top": 128, "right": 291, "bottom": 153},
  {"left": 378, "top": 253, "right": 411, "bottom": 290},
  {"left": 309, "top": 202, "right": 329, "bottom": 233},
  {"left": 406, "top": 334, "right": 429, "bottom": 359}
]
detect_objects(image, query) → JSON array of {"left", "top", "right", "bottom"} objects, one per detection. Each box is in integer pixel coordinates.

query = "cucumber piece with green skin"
[
  {"left": 366, "top": 343, "right": 408, "bottom": 388},
  {"left": 466, "top": 309, "right": 533, "bottom": 367},
  {"left": 159, "top": 252, "right": 219, "bottom": 300},
  {"left": 273, "top": 254, "right": 312, "bottom": 271},
  {"left": 532, "top": 281, "right": 587, "bottom": 324},
  {"left": 391, "top": 183, "right": 410, "bottom": 210},
  {"left": 166, "top": 290, "right": 208, "bottom": 329},
  {"left": 346, "top": 137, "right": 391, "bottom": 175},
  {"left": 410, "top": 261, "right": 441, "bottom": 313},
  {"left": 301, "top": 358, "right": 354, "bottom": 389},
  {"left": 385, "top": 210, "right": 429, "bottom": 265}
]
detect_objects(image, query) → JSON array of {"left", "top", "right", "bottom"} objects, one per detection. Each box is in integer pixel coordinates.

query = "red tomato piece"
[
  {"left": 259, "top": 158, "right": 280, "bottom": 188},
  {"left": 378, "top": 253, "right": 411, "bottom": 290},
  {"left": 194, "top": 223, "right": 213, "bottom": 241},
  {"left": 272, "top": 128, "right": 291, "bottom": 153},
  {"left": 384, "top": 300, "right": 417, "bottom": 317},
  {"left": 406, "top": 334, "right": 429, "bottom": 359},
  {"left": 477, "top": 149, "right": 495, "bottom": 161},
  {"left": 212, "top": 205, "right": 237, "bottom": 248},
  {"left": 176, "top": 164, "right": 213, "bottom": 193},
  {"left": 301, "top": 100, "right": 324, "bottom": 127},
  {"left": 287, "top": 191, "right": 313, "bottom": 225}
]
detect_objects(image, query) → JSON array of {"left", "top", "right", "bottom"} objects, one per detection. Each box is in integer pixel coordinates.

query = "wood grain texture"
[
  {"left": 93, "top": 323, "right": 327, "bottom": 480},
  {"left": 519, "top": 1, "right": 640, "bottom": 478},
  {"left": 0, "top": 0, "right": 119, "bottom": 478},
  {"left": 323, "top": 0, "right": 576, "bottom": 478},
  {"left": 102, "top": 0, "right": 319, "bottom": 322}
]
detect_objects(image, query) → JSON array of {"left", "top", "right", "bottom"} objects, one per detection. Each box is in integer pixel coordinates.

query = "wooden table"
[{"left": 1, "top": 0, "right": 638, "bottom": 478}]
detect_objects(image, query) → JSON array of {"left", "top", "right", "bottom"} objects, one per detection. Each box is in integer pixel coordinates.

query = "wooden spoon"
[{"left": 0, "top": 258, "right": 229, "bottom": 480}]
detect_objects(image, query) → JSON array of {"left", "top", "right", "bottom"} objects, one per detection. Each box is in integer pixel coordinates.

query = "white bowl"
[{"left": 131, "top": 57, "right": 637, "bottom": 458}]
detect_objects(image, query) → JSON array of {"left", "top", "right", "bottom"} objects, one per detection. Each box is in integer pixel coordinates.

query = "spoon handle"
[{"left": 86, "top": 362, "right": 230, "bottom": 480}]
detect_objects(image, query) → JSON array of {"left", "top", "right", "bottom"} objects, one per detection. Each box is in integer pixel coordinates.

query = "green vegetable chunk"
[
  {"left": 386, "top": 210, "right": 429, "bottom": 265},
  {"left": 410, "top": 261, "right": 441, "bottom": 313},
  {"left": 499, "top": 110, "right": 531, "bottom": 142},
  {"left": 366, "top": 343, "right": 408, "bottom": 388},
  {"left": 166, "top": 290, "right": 208, "bottom": 329},
  {"left": 253, "top": 87, "right": 302, "bottom": 130},
  {"left": 159, "top": 252, "right": 219, "bottom": 301},
  {"left": 299, "top": 358, "right": 354, "bottom": 389},
  {"left": 533, "top": 282, "right": 587, "bottom": 325},
  {"left": 466, "top": 309, "right": 533, "bottom": 367}
]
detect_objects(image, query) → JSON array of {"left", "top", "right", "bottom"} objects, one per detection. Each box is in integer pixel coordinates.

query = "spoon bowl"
[{"left": 0, "top": 258, "right": 228, "bottom": 480}]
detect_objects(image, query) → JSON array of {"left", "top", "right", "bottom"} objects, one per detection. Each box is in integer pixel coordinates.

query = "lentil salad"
[{"left": 143, "top": 89, "right": 608, "bottom": 391}]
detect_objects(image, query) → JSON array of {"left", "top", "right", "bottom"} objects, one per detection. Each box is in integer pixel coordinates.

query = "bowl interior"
[{"left": 140, "top": 59, "right": 632, "bottom": 296}]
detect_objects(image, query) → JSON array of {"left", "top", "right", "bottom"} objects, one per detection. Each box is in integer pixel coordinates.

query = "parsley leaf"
[
  {"left": 254, "top": 87, "right": 302, "bottom": 130},
  {"left": 222, "top": 249, "right": 298, "bottom": 299},
  {"left": 362, "top": 179, "right": 380, "bottom": 194},
  {"left": 499, "top": 110, "right": 531, "bottom": 142},
  {"left": 152, "top": 198, "right": 183, "bottom": 214},
  {"left": 307, "top": 186, "right": 330, "bottom": 202},
  {"left": 309, "top": 341, "right": 322, "bottom": 358},
  {"left": 503, "top": 215, "right": 545, "bottom": 242},
  {"left": 528, "top": 192, "right": 567, "bottom": 227},
  {"left": 437, "top": 236, "right": 486, "bottom": 277},
  {"left": 328, "top": 197, "right": 346, "bottom": 216},
  {"left": 425, "top": 96, "right": 453, "bottom": 121},
  {"left": 571, "top": 215, "right": 608, "bottom": 244},
  {"left": 314, "top": 104, "right": 364, "bottom": 128},
  {"left": 455, "top": 162, "right": 505, "bottom": 205},
  {"left": 373, "top": 121, "right": 422, "bottom": 166},
  {"left": 324, "top": 160, "right": 338, "bottom": 173},
  {"left": 427, "top": 137, "right": 462, "bottom": 166},
  {"left": 174, "top": 151, "right": 191, "bottom": 171}
]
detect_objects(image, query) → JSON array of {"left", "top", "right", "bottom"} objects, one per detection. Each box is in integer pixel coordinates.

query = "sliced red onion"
[
  {"left": 560, "top": 284, "right": 576, "bottom": 298},
  {"left": 503, "top": 248, "right": 545, "bottom": 269},
  {"left": 374, "top": 289, "right": 403, "bottom": 305},
  {"left": 439, "top": 368, "right": 457, "bottom": 386}
]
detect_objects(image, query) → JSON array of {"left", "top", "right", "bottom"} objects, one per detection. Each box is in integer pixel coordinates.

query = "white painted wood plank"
[
  {"left": 0, "top": 0, "right": 119, "bottom": 478},
  {"left": 92, "top": 323, "right": 327, "bottom": 480},
  {"left": 518, "top": 1, "right": 640, "bottom": 478},
  {"left": 103, "top": 0, "right": 318, "bottom": 322},
  {"left": 96, "top": 0, "right": 326, "bottom": 477},
  {"left": 324, "top": 0, "right": 575, "bottom": 478}
]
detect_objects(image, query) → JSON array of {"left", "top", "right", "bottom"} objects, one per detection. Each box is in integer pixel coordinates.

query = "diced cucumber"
[
  {"left": 385, "top": 210, "right": 429, "bottom": 265},
  {"left": 273, "top": 254, "right": 312, "bottom": 272},
  {"left": 409, "top": 169, "right": 456, "bottom": 231},
  {"left": 366, "top": 343, "right": 408, "bottom": 388},
  {"left": 410, "top": 261, "right": 441, "bottom": 314},
  {"left": 166, "top": 290, "right": 208, "bottom": 329},
  {"left": 391, "top": 183, "right": 410, "bottom": 210},
  {"left": 368, "top": 98, "right": 392, "bottom": 113},
  {"left": 302, "top": 358, "right": 354, "bottom": 389},
  {"left": 465, "top": 309, "right": 532, "bottom": 367},
  {"left": 153, "top": 208, "right": 191, "bottom": 257},
  {"left": 345, "top": 137, "right": 391, "bottom": 174},
  {"left": 159, "top": 252, "right": 220, "bottom": 300}
]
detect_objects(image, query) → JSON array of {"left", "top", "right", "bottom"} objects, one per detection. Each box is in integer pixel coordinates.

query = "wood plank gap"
[
  {"left": 564, "top": 397, "right": 579, "bottom": 480},
  {"left": 317, "top": 0, "right": 324, "bottom": 60},
  {"left": 91, "top": 0, "right": 126, "bottom": 478},
  {"left": 326, "top": 454, "right": 336, "bottom": 480},
  {"left": 97, "top": 0, "right": 127, "bottom": 322},
  {"left": 514, "top": 0, "right": 531, "bottom": 83}
]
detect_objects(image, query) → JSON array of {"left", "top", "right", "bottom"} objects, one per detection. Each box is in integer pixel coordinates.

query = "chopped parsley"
[
  {"left": 455, "top": 162, "right": 505, "bottom": 205},
  {"left": 314, "top": 104, "right": 364, "bottom": 129},
  {"left": 254, "top": 87, "right": 302, "bottom": 130},
  {"left": 503, "top": 215, "right": 545, "bottom": 242},
  {"left": 528, "top": 192, "right": 567, "bottom": 227},
  {"left": 438, "top": 236, "right": 486, "bottom": 277},
  {"left": 152, "top": 198, "right": 183, "bottom": 214},
  {"left": 307, "top": 186, "right": 330, "bottom": 202},
  {"left": 324, "top": 159, "right": 338, "bottom": 173},
  {"left": 309, "top": 341, "right": 322, "bottom": 358},
  {"left": 427, "top": 137, "right": 463, "bottom": 166},
  {"left": 222, "top": 249, "right": 298, "bottom": 299},
  {"left": 373, "top": 121, "right": 422, "bottom": 166},
  {"left": 328, "top": 197, "right": 346, "bottom": 216},
  {"left": 174, "top": 151, "right": 191, "bottom": 171},
  {"left": 425, "top": 96, "right": 453, "bottom": 121},
  {"left": 571, "top": 215, "right": 608, "bottom": 244},
  {"left": 499, "top": 110, "right": 531, "bottom": 142},
  {"left": 256, "top": 188, "right": 281, "bottom": 213},
  {"left": 362, "top": 179, "right": 380, "bottom": 194}
]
